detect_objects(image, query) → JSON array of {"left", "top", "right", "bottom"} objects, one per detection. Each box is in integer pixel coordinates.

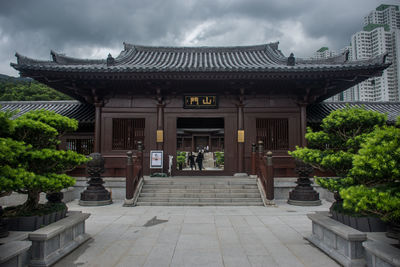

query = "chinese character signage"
[
  {"left": 238, "top": 130, "right": 245, "bottom": 143},
  {"left": 184, "top": 95, "right": 218, "bottom": 109},
  {"left": 156, "top": 130, "right": 163, "bottom": 143}
]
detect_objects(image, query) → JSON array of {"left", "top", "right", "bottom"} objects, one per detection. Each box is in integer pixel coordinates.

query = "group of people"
[{"left": 187, "top": 151, "right": 204, "bottom": 171}]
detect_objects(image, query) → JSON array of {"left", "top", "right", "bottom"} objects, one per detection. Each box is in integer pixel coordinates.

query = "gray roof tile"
[
  {"left": 308, "top": 102, "right": 400, "bottom": 124},
  {"left": 11, "top": 43, "right": 389, "bottom": 74},
  {"left": 0, "top": 101, "right": 94, "bottom": 123}
]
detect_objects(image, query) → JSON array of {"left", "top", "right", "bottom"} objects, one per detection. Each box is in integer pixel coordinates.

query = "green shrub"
[
  {"left": 176, "top": 151, "right": 186, "bottom": 166},
  {"left": 215, "top": 151, "right": 224, "bottom": 166}
]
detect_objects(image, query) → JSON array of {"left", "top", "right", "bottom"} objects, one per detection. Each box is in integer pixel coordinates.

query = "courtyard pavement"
[{"left": 55, "top": 200, "right": 340, "bottom": 267}]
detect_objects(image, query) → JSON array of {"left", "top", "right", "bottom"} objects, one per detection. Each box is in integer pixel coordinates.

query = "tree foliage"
[
  {"left": 0, "top": 109, "right": 87, "bottom": 211},
  {"left": 341, "top": 124, "right": 400, "bottom": 223},
  {"left": 289, "top": 106, "right": 387, "bottom": 194},
  {"left": 0, "top": 80, "right": 71, "bottom": 101},
  {"left": 350, "top": 126, "right": 400, "bottom": 186},
  {"left": 341, "top": 185, "right": 400, "bottom": 223},
  {"left": 290, "top": 105, "right": 400, "bottom": 224}
]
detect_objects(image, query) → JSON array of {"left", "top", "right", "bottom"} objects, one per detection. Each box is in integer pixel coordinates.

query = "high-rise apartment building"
[
  {"left": 328, "top": 4, "right": 400, "bottom": 102},
  {"left": 314, "top": 47, "right": 336, "bottom": 59},
  {"left": 364, "top": 4, "right": 400, "bottom": 30}
]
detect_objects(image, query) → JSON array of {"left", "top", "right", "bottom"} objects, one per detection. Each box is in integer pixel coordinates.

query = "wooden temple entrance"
[
  {"left": 176, "top": 117, "right": 225, "bottom": 173},
  {"left": 176, "top": 118, "right": 224, "bottom": 153},
  {"left": 11, "top": 42, "right": 389, "bottom": 177}
]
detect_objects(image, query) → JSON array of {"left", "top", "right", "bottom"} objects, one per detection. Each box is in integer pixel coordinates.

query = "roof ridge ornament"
[
  {"left": 382, "top": 52, "right": 388, "bottom": 64},
  {"left": 269, "top": 42, "right": 279, "bottom": 50},
  {"left": 107, "top": 53, "right": 115, "bottom": 66},
  {"left": 344, "top": 50, "right": 350, "bottom": 62},
  {"left": 287, "top": 53, "right": 295, "bottom": 66},
  {"left": 51, "top": 50, "right": 57, "bottom": 62}
]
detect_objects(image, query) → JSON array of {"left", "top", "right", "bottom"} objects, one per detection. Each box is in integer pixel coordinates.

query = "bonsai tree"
[
  {"left": 340, "top": 122, "right": 400, "bottom": 226},
  {"left": 0, "top": 109, "right": 88, "bottom": 213},
  {"left": 0, "top": 110, "right": 28, "bottom": 199},
  {"left": 289, "top": 106, "right": 387, "bottom": 206}
]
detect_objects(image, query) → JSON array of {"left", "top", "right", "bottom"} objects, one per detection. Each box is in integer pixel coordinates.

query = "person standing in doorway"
[
  {"left": 188, "top": 152, "right": 196, "bottom": 170},
  {"left": 196, "top": 151, "right": 204, "bottom": 171}
]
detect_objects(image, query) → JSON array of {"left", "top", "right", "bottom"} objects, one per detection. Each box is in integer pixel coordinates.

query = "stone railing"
[
  {"left": 29, "top": 211, "right": 90, "bottom": 267},
  {"left": 0, "top": 240, "right": 32, "bottom": 267},
  {"left": 307, "top": 212, "right": 367, "bottom": 267},
  {"left": 0, "top": 211, "right": 90, "bottom": 267}
]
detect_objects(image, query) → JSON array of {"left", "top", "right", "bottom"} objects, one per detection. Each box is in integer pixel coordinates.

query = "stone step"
[
  {"left": 141, "top": 188, "right": 260, "bottom": 193},
  {"left": 142, "top": 184, "right": 258, "bottom": 189},
  {"left": 136, "top": 177, "right": 263, "bottom": 206},
  {"left": 144, "top": 179, "right": 257, "bottom": 185},
  {"left": 137, "top": 197, "right": 263, "bottom": 203},
  {"left": 139, "top": 192, "right": 262, "bottom": 198},
  {"left": 136, "top": 202, "right": 264, "bottom": 206}
]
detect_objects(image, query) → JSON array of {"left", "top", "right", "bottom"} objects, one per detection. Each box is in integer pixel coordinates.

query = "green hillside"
[{"left": 0, "top": 74, "right": 71, "bottom": 101}]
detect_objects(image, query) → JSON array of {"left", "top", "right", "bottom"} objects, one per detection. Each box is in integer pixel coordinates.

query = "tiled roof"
[
  {"left": 0, "top": 101, "right": 94, "bottom": 123},
  {"left": 11, "top": 42, "right": 389, "bottom": 74},
  {"left": 1, "top": 101, "right": 399, "bottom": 125},
  {"left": 307, "top": 102, "right": 400, "bottom": 124}
]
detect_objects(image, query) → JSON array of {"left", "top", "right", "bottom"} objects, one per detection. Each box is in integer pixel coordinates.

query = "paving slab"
[{"left": 54, "top": 199, "right": 340, "bottom": 267}]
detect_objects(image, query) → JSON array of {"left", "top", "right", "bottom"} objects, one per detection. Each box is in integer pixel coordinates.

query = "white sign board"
[{"left": 150, "top": 150, "right": 163, "bottom": 169}]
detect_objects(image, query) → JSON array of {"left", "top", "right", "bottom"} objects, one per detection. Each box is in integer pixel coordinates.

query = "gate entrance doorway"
[{"left": 176, "top": 118, "right": 224, "bottom": 171}]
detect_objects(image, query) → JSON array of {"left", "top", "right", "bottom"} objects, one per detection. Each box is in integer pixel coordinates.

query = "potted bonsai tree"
[
  {"left": 340, "top": 119, "right": 400, "bottom": 240},
  {"left": 0, "top": 110, "right": 88, "bottom": 231},
  {"left": 289, "top": 106, "right": 388, "bottom": 230}
]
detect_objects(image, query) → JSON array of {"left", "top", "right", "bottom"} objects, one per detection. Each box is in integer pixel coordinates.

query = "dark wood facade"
[
  {"left": 11, "top": 43, "right": 390, "bottom": 177},
  {"left": 67, "top": 90, "right": 304, "bottom": 176}
]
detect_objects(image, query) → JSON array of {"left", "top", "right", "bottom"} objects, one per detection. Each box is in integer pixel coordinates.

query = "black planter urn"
[
  {"left": 79, "top": 153, "right": 112, "bottom": 206},
  {"left": 288, "top": 160, "right": 321, "bottom": 206}
]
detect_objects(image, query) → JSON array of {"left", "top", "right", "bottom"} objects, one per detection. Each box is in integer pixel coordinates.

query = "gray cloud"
[{"left": 0, "top": 0, "right": 398, "bottom": 76}]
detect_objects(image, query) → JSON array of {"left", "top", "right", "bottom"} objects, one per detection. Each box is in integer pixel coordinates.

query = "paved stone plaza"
[{"left": 55, "top": 200, "right": 340, "bottom": 267}]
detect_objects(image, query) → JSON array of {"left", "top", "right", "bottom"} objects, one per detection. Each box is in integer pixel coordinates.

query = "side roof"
[
  {"left": 0, "top": 101, "right": 94, "bottom": 123},
  {"left": 1, "top": 101, "right": 399, "bottom": 125},
  {"left": 307, "top": 101, "right": 400, "bottom": 124},
  {"left": 11, "top": 42, "right": 389, "bottom": 73}
]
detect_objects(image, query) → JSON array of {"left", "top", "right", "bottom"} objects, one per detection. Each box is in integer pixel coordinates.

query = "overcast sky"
[{"left": 1, "top": 0, "right": 399, "bottom": 76}]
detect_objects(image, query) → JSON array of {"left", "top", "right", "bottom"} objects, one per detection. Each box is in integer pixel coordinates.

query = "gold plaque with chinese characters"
[
  {"left": 184, "top": 95, "right": 218, "bottom": 109},
  {"left": 238, "top": 130, "right": 245, "bottom": 143},
  {"left": 156, "top": 130, "right": 164, "bottom": 143}
]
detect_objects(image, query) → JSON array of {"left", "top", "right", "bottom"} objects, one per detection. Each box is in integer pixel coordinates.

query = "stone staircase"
[{"left": 136, "top": 177, "right": 264, "bottom": 206}]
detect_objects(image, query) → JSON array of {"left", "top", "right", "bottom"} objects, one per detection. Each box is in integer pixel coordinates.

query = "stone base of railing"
[
  {"left": 363, "top": 239, "right": 400, "bottom": 267},
  {"left": 29, "top": 211, "right": 90, "bottom": 267},
  {"left": 0, "top": 240, "right": 32, "bottom": 267},
  {"left": 307, "top": 212, "right": 367, "bottom": 267}
]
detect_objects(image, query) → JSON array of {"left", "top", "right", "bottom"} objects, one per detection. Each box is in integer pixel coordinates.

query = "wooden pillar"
[
  {"left": 299, "top": 103, "right": 307, "bottom": 147},
  {"left": 251, "top": 143, "right": 256, "bottom": 175},
  {"left": 125, "top": 151, "right": 134, "bottom": 200},
  {"left": 94, "top": 102, "right": 102, "bottom": 153},
  {"left": 237, "top": 104, "right": 244, "bottom": 173},
  {"left": 266, "top": 151, "right": 274, "bottom": 200},
  {"left": 156, "top": 103, "right": 164, "bottom": 150}
]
